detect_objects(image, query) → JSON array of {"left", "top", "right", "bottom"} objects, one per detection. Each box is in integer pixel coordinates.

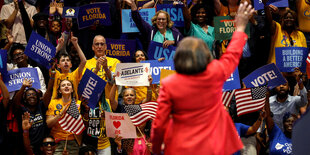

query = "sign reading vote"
[
  {"left": 3, "top": 68, "right": 40, "bottom": 92},
  {"left": 157, "top": 4, "right": 184, "bottom": 27},
  {"left": 122, "top": 8, "right": 156, "bottom": 33},
  {"left": 105, "top": 112, "right": 137, "bottom": 139},
  {"left": 223, "top": 68, "right": 241, "bottom": 91},
  {"left": 115, "top": 63, "right": 150, "bottom": 86},
  {"left": 148, "top": 41, "right": 176, "bottom": 60},
  {"left": 25, "top": 31, "right": 56, "bottom": 69},
  {"left": 242, "top": 63, "right": 287, "bottom": 89},
  {"left": 78, "top": 2, "right": 112, "bottom": 29},
  {"left": 63, "top": 7, "right": 79, "bottom": 18},
  {"left": 0, "top": 50, "right": 7, "bottom": 75},
  {"left": 275, "top": 47, "right": 308, "bottom": 73},
  {"left": 141, "top": 60, "right": 175, "bottom": 84},
  {"left": 254, "top": 0, "right": 288, "bottom": 10},
  {"left": 105, "top": 39, "right": 136, "bottom": 62},
  {"left": 78, "top": 69, "right": 106, "bottom": 109},
  {"left": 214, "top": 16, "right": 250, "bottom": 40}
]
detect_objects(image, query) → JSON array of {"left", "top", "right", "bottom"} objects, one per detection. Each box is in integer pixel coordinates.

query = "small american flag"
[
  {"left": 222, "top": 90, "right": 235, "bottom": 107},
  {"left": 235, "top": 86, "right": 267, "bottom": 116},
  {"left": 124, "top": 101, "right": 158, "bottom": 126},
  {"left": 58, "top": 99, "right": 85, "bottom": 135}
]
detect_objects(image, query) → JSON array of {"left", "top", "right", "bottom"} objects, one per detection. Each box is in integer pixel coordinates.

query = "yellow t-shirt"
[
  {"left": 83, "top": 57, "right": 120, "bottom": 99},
  {"left": 268, "top": 22, "right": 307, "bottom": 63},
  {"left": 297, "top": 0, "right": 310, "bottom": 32},
  {"left": 46, "top": 98, "right": 81, "bottom": 141},
  {"left": 52, "top": 69, "right": 81, "bottom": 99},
  {"left": 128, "top": 86, "right": 158, "bottom": 104}
]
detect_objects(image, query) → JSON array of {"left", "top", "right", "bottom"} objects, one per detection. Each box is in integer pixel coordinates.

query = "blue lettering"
[{"left": 154, "top": 46, "right": 163, "bottom": 59}]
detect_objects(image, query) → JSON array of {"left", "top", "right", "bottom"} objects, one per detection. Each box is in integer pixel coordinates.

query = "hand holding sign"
[{"left": 163, "top": 40, "right": 175, "bottom": 48}]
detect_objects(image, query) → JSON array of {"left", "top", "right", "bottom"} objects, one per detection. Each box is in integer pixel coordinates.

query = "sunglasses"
[{"left": 42, "top": 142, "right": 56, "bottom": 146}]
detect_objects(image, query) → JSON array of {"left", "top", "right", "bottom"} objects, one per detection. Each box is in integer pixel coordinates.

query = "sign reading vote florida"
[
  {"left": 122, "top": 8, "right": 156, "bottom": 33},
  {"left": 3, "top": 68, "right": 40, "bottom": 92},
  {"left": 223, "top": 68, "right": 241, "bottom": 91},
  {"left": 115, "top": 63, "right": 150, "bottom": 86},
  {"left": 63, "top": 7, "right": 79, "bottom": 18},
  {"left": 105, "top": 112, "right": 137, "bottom": 139},
  {"left": 0, "top": 50, "right": 7, "bottom": 75},
  {"left": 242, "top": 63, "right": 287, "bottom": 89},
  {"left": 275, "top": 47, "right": 308, "bottom": 73},
  {"left": 105, "top": 39, "right": 136, "bottom": 62},
  {"left": 254, "top": 0, "right": 288, "bottom": 10},
  {"left": 25, "top": 31, "right": 56, "bottom": 69},
  {"left": 78, "top": 69, "right": 106, "bottom": 109},
  {"left": 214, "top": 16, "right": 250, "bottom": 40},
  {"left": 78, "top": 2, "right": 112, "bottom": 29},
  {"left": 157, "top": 4, "right": 184, "bottom": 27},
  {"left": 141, "top": 60, "right": 175, "bottom": 84},
  {"left": 148, "top": 41, "right": 176, "bottom": 60}
]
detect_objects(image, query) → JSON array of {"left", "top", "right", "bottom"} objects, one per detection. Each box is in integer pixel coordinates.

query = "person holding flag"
[
  {"left": 151, "top": 2, "right": 254, "bottom": 154},
  {"left": 46, "top": 79, "right": 85, "bottom": 155}
]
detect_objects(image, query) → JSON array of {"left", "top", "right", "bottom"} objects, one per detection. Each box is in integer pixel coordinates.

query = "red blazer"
[{"left": 151, "top": 32, "right": 248, "bottom": 155}]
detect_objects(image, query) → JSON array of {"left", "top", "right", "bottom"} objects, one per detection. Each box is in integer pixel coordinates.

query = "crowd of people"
[{"left": 0, "top": 0, "right": 309, "bottom": 154}]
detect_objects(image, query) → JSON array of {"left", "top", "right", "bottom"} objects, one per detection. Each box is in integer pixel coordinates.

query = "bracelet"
[
  {"left": 50, "top": 77, "right": 55, "bottom": 80},
  {"left": 51, "top": 70, "right": 56, "bottom": 74},
  {"left": 117, "top": 147, "right": 122, "bottom": 153},
  {"left": 82, "top": 117, "right": 89, "bottom": 121},
  {"left": 23, "top": 130, "right": 29, "bottom": 133}
]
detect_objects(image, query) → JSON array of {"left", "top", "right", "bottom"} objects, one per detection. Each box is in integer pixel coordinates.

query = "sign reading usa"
[
  {"left": 148, "top": 41, "right": 176, "bottom": 60},
  {"left": 156, "top": 4, "right": 184, "bottom": 27}
]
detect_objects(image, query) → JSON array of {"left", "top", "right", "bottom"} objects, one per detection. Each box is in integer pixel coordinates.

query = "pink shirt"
[{"left": 130, "top": 136, "right": 151, "bottom": 155}]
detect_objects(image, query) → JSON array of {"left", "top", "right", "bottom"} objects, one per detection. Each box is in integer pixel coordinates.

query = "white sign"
[{"left": 115, "top": 63, "right": 150, "bottom": 86}]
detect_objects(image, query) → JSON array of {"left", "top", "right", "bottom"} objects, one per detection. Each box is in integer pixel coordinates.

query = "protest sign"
[
  {"left": 3, "top": 68, "right": 40, "bottom": 92},
  {"left": 242, "top": 63, "right": 287, "bottom": 89},
  {"left": 25, "top": 31, "right": 56, "bottom": 69},
  {"left": 275, "top": 47, "right": 308, "bottom": 72},
  {"left": 223, "top": 68, "right": 241, "bottom": 91},
  {"left": 78, "top": 69, "right": 106, "bottom": 109},
  {"left": 105, "top": 39, "right": 136, "bottom": 62},
  {"left": 141, "top": 60, "right": 175, "bottom": 84},
  {"left": 63, "top": 7, "right": 79, "bottom": 18},
  {"left": 0, "top": 50, "right": 7, "bottom": 75},
  {"left": 157, "top": 4, "right": 184, "bottom": 27},
  {"left": 105, "top": 112, "right": 137, "bottom": 139},
  {"left": 122, "top": 8, "right": 156, "bottom": 33},
  {"left": 254, "top": 0, "right": 288, "bottom": 10},
  {"left": 78, "top": 2, "right": 112, "bottom": 29},
  {"left": 86, "top": 107, "right": 104, "bottom": 137},
  {"left": 115, "top": 63, "right": 150, "bottom": 86},
  {"left": 148, "top": 41, "right": 176, "bottom": 60},
  {"left": 160, "top": 69, "right": 176, "bottom": 85},
  {"left": 214, "top": 16, "right": 250, "bottom": 40}
]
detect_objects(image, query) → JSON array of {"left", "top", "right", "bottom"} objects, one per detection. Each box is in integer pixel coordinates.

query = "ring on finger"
[{"left": 244, "top": 11, "right": 248, "bottom": 15}]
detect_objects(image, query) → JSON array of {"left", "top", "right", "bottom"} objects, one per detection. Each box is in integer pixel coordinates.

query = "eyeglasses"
[
  {"left": 42, "top": 142, "right": 56, "bottom": 146},
  {"left": 13, "top": 52, "right": 24, "bottom": 59},
  {"left": 26, "top": 93, "right": 36, "bottom": 97},
  {"left": 157, "top": 18, "right": 167, "bottom": 21},
  {"left": 94, "top": 42, "right": 106, "bottom": 47}
]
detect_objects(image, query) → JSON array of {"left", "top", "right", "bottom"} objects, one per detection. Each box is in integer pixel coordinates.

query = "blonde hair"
[{"left": 151, "top": 10, "right": 174, "bottom": 28}]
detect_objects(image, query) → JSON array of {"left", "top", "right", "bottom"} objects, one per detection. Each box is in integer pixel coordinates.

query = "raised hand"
[
  {"left": 235, "top": 1, "right": 255, "bottom": 32},
  {"left": 22, "top": 78, "right": 33, "bottom": 88},
  {"left": 70, "top": 32, "right": 78, "bottom": 45},
  {"left": 22, "top": 112, "right": 33, "bottom": 130}
]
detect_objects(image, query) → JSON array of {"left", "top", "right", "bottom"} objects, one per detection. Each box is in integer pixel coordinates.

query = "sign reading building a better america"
[
  {"left": 214, "top": 16, "right": 250, "bottom": 40},
  {"left": 148, "top": 41, "right": 176, "bottom": 60},
  {"left": 122, "top": 8, "right": 156, "bottom": 33},
  {"left": 223, "top": 68, "right": 241, "bottom": 91},
  {"left": 3, "top": 68, "right": 40, "bottom": 92},
  {"left": 115, "top": 63, "right": 150, "bottom": 86},
  {"left": 157, "top": 4, "right": 184, "bottom": 27},
  {"left": 78, "top": 2, "right": 112, "bottom": 29},
  {"left": 275, "top": 47, "right": 308, "bottom": 73},
  {"left": 78, "top": 69, "right": 106, "bottom": 109},
  {"left": 105, "top": 112, "right": 137, "bottom": 139},
  {"left": 25, "top": 31, "right": 56, "bottom": 69},
  {"left": 242, "top": 63, "right": 287, "bottom": 89},
  {"left": 105, "top": 39, "right": 136, "bottom": 62},
  {"left": 141, "top": 60, "right": 174, "bottom": 84}
]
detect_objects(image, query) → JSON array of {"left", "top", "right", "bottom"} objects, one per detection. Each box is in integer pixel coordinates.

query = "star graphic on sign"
[
  {"left": 116, "top": 71, "right": 120, "bottom": 77},
  {"left": 145, "top": 67, "right": 149, "bottom": 73}
]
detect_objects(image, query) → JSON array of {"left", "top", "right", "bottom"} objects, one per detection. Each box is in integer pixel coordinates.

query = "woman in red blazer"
[{"left": 151, "top": 2, "right": 255, "bottom": 155}]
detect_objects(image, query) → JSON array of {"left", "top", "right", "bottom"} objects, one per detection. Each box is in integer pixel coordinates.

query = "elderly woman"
[
  {"left": 151, "top": 2, "right": 254, "bottom": 155},
  {"left": 124, "top": 0, "right": 183, "bottom": 49}
]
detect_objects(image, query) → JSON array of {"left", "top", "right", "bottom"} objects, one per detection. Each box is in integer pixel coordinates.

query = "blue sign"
[
  {"left": 78, "top": 69, "right": 106, "bottom": 109},
  {"left": 242, "top": 63, "right": 287, "bottom": 89},
  {"left": 122, "top": 8, "right": 156, "bottom": 33},
  {"left": 63, "top": 7, "right": 79, "bottom": 18},
  {"left": 157, "top": 4, "right": 184, "bottom": 27},
  {"left": 141, "top": 60, "right": 175, "bottom": 84},
  {"left": 105, "top": 39, "right": 136, "bottom": 63},
  {"left": 0, "top": 50, "right": 7, "bottom": 75},
  {"left": 78, "top": 2, "right": 112, "bottom": 29},
  {"left": 3, "top": 68, "right": 40, "bottom": 92},
  {"left": 293, "top": 109, "right": 310, "bottom": 155},
  {"left": 148, "top": 41, "right": 176, "bottom": 60},
  {"left": 254, "top": 0, "right": 288, "bottom": 10},
  {"left": 223, "top": 68, "right": 241, "bottom": 91},
  {"left": 275, "top": 47, "right": 308, "bottom": 73},
  {"left": 25, "top": 31, "right": 56, "bottom": 69}
]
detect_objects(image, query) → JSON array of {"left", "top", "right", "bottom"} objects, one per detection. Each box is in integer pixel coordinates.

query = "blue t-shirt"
[
  {"left": 233, "top": 123, "right": 250, "bottom": 155},
  {"left": 269, "top": 125, "right": 292, "bottom": 154}
]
